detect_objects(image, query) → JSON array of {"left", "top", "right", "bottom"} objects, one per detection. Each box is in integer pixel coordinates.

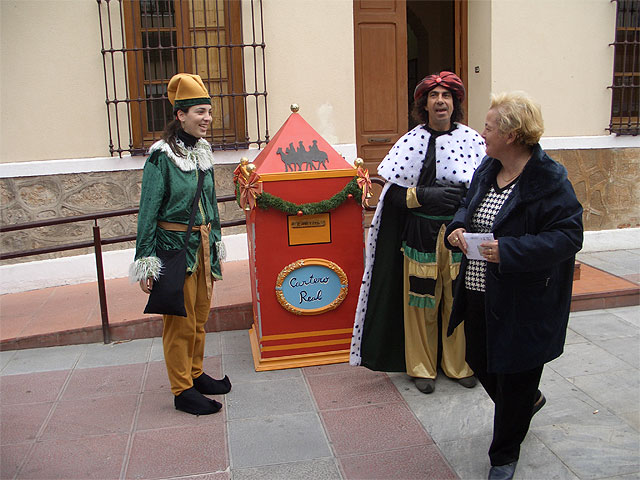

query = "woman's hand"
[
  {"left": 480, "top": 240, "right": 500, "bottom": 263},
  {"left": 447, "top": 228, "right": 468, "bottom": 255},
  {"left": 139, "top": 277, "right": 153, "bottom": 294}
]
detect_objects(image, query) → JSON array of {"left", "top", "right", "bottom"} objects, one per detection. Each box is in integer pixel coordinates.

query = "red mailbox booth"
[{"left": 235, "top": 106, "right": 367, "bottom": 371}]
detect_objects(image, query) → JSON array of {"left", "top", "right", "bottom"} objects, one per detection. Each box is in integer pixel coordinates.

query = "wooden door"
[{"left": 353, "top": 0, "right": 408, "bottom": 175}]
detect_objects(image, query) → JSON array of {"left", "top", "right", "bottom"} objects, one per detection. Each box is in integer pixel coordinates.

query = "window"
[
  {"left": 98, "top": 0, "right": 268, "bottom": 156},
  {"left": 609, "top": 0, "right": 639, "bottom": 135}
]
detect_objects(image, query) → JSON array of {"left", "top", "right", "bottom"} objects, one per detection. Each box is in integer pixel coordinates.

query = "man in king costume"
[{"left": 350, "top": 71, "right": 486, "bottom": 393}]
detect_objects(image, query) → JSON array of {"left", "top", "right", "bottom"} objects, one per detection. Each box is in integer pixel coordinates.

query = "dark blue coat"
[{"left": 445, "top": 144, "right": 583, "bottom": 374}]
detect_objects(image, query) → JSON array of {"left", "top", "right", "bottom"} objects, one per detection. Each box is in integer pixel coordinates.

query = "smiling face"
[
  {"left": 482, "top": 108, "right": 514, "bottom": 159},
  {"left": 425, "top": 86, "right": 454, "bottom": 131},
  {"left": 177, "top": 104, "right": 212, "bottom": 138}
]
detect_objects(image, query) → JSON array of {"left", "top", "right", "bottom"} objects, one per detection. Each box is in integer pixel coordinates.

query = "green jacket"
[{"left": 130, "top": 138, "right": 223, "bottom": 282}]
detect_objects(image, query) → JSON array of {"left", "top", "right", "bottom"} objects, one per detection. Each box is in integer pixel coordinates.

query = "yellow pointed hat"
[{"left": 167, "top": 73, "right": 211, "bottom": 110}]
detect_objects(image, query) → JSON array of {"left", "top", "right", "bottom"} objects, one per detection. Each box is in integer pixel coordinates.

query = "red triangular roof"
[{"left": 253, "top": 112, "right": 352, "bottom": 174}]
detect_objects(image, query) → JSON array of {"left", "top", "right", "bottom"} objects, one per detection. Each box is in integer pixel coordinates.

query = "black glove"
[{"left": 416, "top": 185, "right": 466, "bottom": 211}]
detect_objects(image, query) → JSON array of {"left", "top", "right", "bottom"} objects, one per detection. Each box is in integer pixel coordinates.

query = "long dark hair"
[
  {"left": 161, "top": 108, "right": 187, "bottom": 157},
  {"left": 411, "top": 88, "right": 464, "bottom": 126}
]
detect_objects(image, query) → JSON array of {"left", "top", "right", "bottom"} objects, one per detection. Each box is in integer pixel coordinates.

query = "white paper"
[{"left": 462, "top": 233, "right": 495, "bottom": 260}]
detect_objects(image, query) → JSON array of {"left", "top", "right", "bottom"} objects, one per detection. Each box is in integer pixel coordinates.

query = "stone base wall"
[
  {"left": 0, "top": 165, "right": 244, "bottom": 265},
  {"left": 1, "top": 147, "right": 638, "bottom": 265},
  {"left": 548, "top": 147, "right": 640, "bottom": 231}
]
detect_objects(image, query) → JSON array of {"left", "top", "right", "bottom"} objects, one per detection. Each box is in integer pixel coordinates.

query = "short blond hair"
[{"left": 489, "top": 91, "right": 544, "bottom": 146}]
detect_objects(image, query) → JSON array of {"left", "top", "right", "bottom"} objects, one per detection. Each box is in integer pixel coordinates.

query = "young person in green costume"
[{"left": 130, "top": 73, "right": 231, "bottom": 415}]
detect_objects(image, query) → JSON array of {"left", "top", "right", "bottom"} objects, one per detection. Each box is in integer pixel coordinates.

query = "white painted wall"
[
  {"left": 1, "top": 0, "right": 356, "bottom": 164},
  {"left": 259, "top": 0, "right": 356, "bottom": 145},
  {"left": 467, "top": 0, "right": 616, "bottom": 137},
  {"left": 0, "top": 0, "right": 109, "bottom": 163}
]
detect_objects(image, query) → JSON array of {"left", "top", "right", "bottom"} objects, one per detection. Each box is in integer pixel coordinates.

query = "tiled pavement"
[
  {"left": 0, "top": 248, "right": 639, "bottom": 479},
  {"left": 1, "top": 303, "right": 639, "bottom": 480}
]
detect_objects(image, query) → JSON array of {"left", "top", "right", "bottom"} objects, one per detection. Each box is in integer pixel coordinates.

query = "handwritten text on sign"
[{"left": 275, "top": 259, "right": 348, "bottom": 316}]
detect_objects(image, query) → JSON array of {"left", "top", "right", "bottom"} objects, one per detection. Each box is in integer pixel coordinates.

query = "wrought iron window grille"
[
  {"left": 97, "top": 0, "right": 269, "bottom": 156},
  {"left": 609, "top": 0, "right": 639, "bottom": 135}
]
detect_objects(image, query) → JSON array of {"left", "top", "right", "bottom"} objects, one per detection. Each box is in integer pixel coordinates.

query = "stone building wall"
[
  {"left": 549, "top": 147, "right": 640, "bottom": 230},
  {"left": 0, "top": 165, "right": 244, "bottom": 265},
  {"left": 1, "top": 147, "right": 638, "bottom": 265}
]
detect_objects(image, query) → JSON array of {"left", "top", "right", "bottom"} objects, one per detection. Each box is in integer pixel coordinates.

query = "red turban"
[{"left": 413, "top": 71, "right": 466, "bottom": 103}]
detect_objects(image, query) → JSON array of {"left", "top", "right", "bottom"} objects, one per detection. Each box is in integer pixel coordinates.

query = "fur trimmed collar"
[
  {"left": 148, "top": 138, "right": 215, "bottom": 172},
  {"left": 476, "top": 144, "right": 568, "bottom": 203},
  {"left": 377, "top": 123, "right": 485, "bottom": 189}
]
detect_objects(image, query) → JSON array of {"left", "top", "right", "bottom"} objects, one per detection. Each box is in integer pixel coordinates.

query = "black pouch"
[
  {"left": 143, "top": 248, "right": 188, "bottom": 317},
  {"left": 142, "top": 171, "right": 205, "bottom": 318}
]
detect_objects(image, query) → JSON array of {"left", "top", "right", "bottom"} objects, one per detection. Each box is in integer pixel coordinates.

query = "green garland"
[{"left": 236, "top": 176, "right": 364, "bottom": 215}]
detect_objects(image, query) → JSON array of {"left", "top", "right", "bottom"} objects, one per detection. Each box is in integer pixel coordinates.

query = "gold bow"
[
  {"left": 238, "top": 172, "right": 263, "bottom": 211},
  {"left": 356, "top": 167, "right": 373, "bottom": 207}
]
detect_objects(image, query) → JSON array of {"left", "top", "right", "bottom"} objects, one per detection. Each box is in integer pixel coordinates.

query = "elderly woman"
[{"left": 445, "top": 92, "right": 583, "bottom": 480}]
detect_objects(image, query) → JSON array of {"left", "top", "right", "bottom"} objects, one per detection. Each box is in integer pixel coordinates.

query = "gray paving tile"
[
  {"left": 232, "top": 459, "right": 342, "bottom": 480},
  {"left": 619, "top": 409, "right": 640, "bottom": 431},
  {"left": 1, "top": 344, "right": 86, "bottom": 375},
  {"left": 76, "top": 338, "right": 152, "bottom": 368},
  {"left": 436, "top": 434, "right": 492, "bottom": 480},
  {"left": 204, "top": 331, "right": 223, "bottom": 357},
  {"left": 607, "top": 306, "right": 640, "bottom": 328},
  {"left": 547, "top": 343, "right": 631, "bottom": 378},
  {"left": 0, "top": 350, "right": 16, "bottom": 373},
  {"left": 565, "top": 327, "right": 589, "bottom": 345},
  {"left": 222, "top": 353, "right": 302, "bottom": 384},
  {"left": 603, "top": 473, "right": 640, "bottom": 480},
  {"left": 226, "top": 377, "right": 315, "bottom": 420},
  {"left": 228, "top": 412, "right": 331, "bottom": 468},
  {"left": 439, "top": 433, "right": 580, "bottom": 480},
  {"left": 568, "top": 312, "right": 639, "bottom": 343},
  {"left": 578, "top": 252, "right": 640, "bottom": 276},
  {"left": 532, "top": 411, "right": 640, "bottom": 479},
  {"left": 570, "top": 309, "right": 609, "bottom": 319},
  {"left": 594, "top": 335, "right": 640, "bottom": 368},
  {"left": 538, "top": 368, "right": 603, "bottom": 410},
  {"left": 571, "top": 369, "right": 640, "bottom": 417},
  {"left": 388, "top": 372, "right": 493, "bottom": 443},
  {"left": 221, "top": 329, "right": 251, "bottom": 354},
  {"left": 149, "top": 336, "right": 164, "bottom": 362}
]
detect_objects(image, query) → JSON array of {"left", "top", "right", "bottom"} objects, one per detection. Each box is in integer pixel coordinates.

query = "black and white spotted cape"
[{"left": 349, "top": 123, "right": 486, "bottom": 368}]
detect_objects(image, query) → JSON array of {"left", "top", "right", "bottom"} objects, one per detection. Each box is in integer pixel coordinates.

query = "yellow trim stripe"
[
  {"left": 260, "top": 328, "right": 353, "bottom": 342},
  {"left": 261, "top": 338, "right": 351, "bottom": 352},
  {"left": 259, "top": 169, "right": 356, "bottom": 182}
]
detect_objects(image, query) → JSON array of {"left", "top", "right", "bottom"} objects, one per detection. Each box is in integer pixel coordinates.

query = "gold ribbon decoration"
[
  {"left": 238, "top": 170, "right": 263, "bottom": 211},
  {"left": 354, "top": 158, "right": 373, "bottom": 207}
]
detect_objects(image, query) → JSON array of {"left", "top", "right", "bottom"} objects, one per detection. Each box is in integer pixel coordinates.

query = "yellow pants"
[
  {"left": 403, "top": 226, "right": 473, "bottom": 380},
  {"left": 162, "top": 248, "right": 212, "bottom": 395}
]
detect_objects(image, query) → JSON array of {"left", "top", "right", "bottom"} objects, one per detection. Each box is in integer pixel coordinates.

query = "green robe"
[{"left": 130, "top": 138, "right": 223, "bottom": 282}]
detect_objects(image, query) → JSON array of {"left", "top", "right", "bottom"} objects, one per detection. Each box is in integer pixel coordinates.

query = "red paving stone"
[
  {"left": 125, "top": 424, "right": 228, "bottom": 479},
  {"left": 321, "top": 402, "right": 433, "bottom": 456},
  {"left": 19, "top": 434, "right": 129, "bottom": 479},
  {"left": 0, "top": 260, "right": 252, "bottom": 350},
  {"left": 0, "top": 370, "right": 69, "bottom": 405},
  {"left": 306, "top": 367, "right": 404, "bottom": 410},
  {"left": 339, "top": 444, "right": 458, "bottom": 480},
  {"left": 1, "top": 259, "right": 637, "bottom": 351}
]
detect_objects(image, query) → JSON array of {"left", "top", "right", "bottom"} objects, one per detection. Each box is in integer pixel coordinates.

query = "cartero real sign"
[{"left": 275, "top": 259, "right": 348, "bottom": 315}]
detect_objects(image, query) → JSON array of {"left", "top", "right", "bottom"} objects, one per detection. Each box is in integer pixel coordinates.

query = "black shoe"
[
  {"left": 415, "top": 378, "right": 435, "bottom": 394},
  {"left": 532, "top": 390, "right": 546, "bottom": 417},
  {"left": 458, "top": 375, "right": 477, "bottom": 388},
  {"left": 174, "top": 387, "right": 222, "bottom": 415},
  {"left": 193, "top": 373, "right": 232, "bottom": 395},
  {"left": 488, "top": 461, "right": 517, "bottom": 480}
]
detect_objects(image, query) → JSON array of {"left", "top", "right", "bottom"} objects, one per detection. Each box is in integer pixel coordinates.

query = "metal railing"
[
  {"left": 0, "top": 178, "right": 384, "bottom": 345},
  {"left": 0, "top": 194, "right": 242, "bottom": 344}
]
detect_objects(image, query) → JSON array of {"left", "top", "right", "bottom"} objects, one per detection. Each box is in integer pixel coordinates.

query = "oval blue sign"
[{"left": 275, "top": 259, "right": 348, "bottom": 315}]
